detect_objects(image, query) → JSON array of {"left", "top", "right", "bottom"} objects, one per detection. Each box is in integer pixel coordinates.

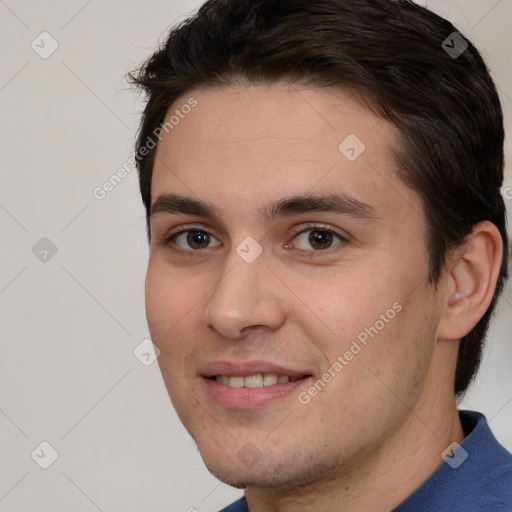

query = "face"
[{"left": 145, "top": 82, "right": 444, "bottom": 490}]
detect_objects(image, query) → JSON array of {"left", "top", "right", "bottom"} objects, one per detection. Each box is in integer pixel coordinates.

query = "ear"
[{"left": 438, "top": 221, "right": 503, "bottom": 341}]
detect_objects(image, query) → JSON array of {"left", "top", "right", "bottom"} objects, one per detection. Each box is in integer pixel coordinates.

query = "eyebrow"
[{"left": 150, "top": 192, "right": 380, "bottom": 223}]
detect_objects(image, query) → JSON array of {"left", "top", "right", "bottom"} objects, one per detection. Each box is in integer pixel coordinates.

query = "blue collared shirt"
[{"left": 219, "top": 410, "right": 512, "bottom": 511}]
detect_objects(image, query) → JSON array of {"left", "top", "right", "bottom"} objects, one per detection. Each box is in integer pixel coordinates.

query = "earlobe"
[{"left": 438, "top": 221, "right": 503, "bottom": 341}]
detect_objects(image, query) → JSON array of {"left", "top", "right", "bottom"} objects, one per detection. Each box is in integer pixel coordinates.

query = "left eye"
[
  {"left": 294, "top": 229, "right": 344, "bottom": 251},
  {"left": 173, "top": 230, "right": 221, "bottom": 250}
]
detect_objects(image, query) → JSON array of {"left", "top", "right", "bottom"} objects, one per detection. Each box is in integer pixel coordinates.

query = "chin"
[
  {"left": 199, "top": 444, "right": 343, "bottom": 493},
  {"left": 203, "top": 462, "right": 288, "bottom": 490},
  {"left": 199, "top": 448, "right": 287, "bottom": 488}
]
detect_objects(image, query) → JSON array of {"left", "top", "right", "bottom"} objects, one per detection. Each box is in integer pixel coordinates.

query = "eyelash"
[{"left": 163, "top": 224, "right": 348, "bottom": 254}]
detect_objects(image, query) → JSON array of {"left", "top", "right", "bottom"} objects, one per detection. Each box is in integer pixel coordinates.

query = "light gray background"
[{"left": 1, "top": 1, "right": 511, "bottom": 511}]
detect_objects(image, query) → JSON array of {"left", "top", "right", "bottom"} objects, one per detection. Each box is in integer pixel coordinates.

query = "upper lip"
[{"left": 200, "top": 360, "right": 312, "bottom": 378}]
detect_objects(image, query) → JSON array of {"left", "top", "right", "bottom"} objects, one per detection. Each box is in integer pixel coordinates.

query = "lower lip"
[{"left": 203, "top": 377, "right": 311, "bottom": 409}]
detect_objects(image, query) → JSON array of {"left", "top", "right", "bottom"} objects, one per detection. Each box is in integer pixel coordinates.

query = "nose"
[{"left": 202, "top": 249, "right": 287, "bottom": 339}]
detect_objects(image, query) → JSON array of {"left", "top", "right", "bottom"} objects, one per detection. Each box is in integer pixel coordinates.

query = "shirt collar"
[{"left": 393, "top": 410, "right": 512, "bottom": 511}]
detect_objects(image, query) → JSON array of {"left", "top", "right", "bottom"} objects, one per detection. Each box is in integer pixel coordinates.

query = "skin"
[{"left": 145, "top": 81, "right": 502, "bottom": 511}]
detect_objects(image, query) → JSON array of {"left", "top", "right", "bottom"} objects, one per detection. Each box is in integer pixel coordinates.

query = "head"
[{"left": 131, "top": 0, "right": 508, "bottom": 492}]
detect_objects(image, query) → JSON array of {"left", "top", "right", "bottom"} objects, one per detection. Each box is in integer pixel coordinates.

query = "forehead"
[
  {"left": 151, "top": 81, "right": 421, "bottom": 225},
  {"left": 157, "top": 82, "right": 386, "bottom": 162}
]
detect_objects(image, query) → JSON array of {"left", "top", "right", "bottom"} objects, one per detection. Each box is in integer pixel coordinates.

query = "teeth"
[
  {"left": 228, "top": 376, "right": 244, "bottom": 388},
  {"left": 244, "top": 374, "right": 263, "bottom": 388},
  {"left": 215, "top": 373, "right": 299, "bottom": 388},
  {"left": 217, "top": 375, "right": 229, "bottom": 386},
  {"left": 263, "top": 374, "right": 278, "bottom": 386}
]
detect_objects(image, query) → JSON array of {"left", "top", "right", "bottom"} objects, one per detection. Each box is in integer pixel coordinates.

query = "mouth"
[{"left": 201, "top": 361, "right": 313, "bottom": 408}]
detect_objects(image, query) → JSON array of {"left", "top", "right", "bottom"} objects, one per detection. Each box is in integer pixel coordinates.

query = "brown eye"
[
  {"left": 294, "top": 228, "right": 344, "bottom": 251},
  {"left": 172, "top": 230, "right": 220, "bottom": 250},
  {"left": 309, "top": 230, "right": 334, "bottom": 250}
]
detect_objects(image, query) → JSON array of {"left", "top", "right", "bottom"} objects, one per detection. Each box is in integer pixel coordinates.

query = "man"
[{"left": 130, "top": 0, "right": 512, "bottom": 510}]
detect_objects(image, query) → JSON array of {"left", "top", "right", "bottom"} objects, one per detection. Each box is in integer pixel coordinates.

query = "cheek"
[
  {"left": 145, "top": 261, "right": 194, "bottom": 353},
  {"left": 145, "top": 263, "right": 172, "bottom": 338},
  {"left": 354, "top": 291, "right": 436, "bottom": 405},
  {"left": 312, "top": 298, "right": 436, "bottom": 449},
  {"left": 290, "top": 264, "right": 399, "bottom": 349},
  {"left": 302, "top": 264, "right": 434, "bottom": 392},
  {"left": 145, "top": 263, "right": 199, "bottom": 413}
]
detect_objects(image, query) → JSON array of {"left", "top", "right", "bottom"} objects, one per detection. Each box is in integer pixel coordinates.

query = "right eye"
[{"left": 167, "top": 230, "right": 221, "bottom": 251}]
